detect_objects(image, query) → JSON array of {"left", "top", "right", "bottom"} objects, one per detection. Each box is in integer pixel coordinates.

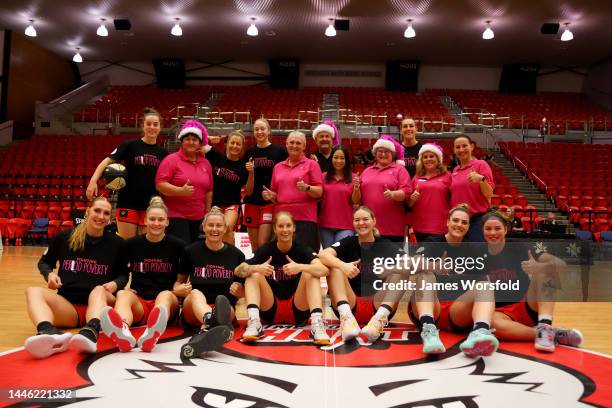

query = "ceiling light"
[
  {"left": 96, "top": 18, "right": 108, "bottom": 36},
  {"left": 247, "top": 18, "right": 258, "bottom": 36},
  {"left": 560, "top": 22, "right": 573, "bottom": 41},
  {"left": 404, "top": 19, "right": 416, "bottom": 38},
  {"left": 25, "top": 19, "right": 37, "bottom": 37},
  {"left": 482, "top": 20, "right": 494, "bottom": 40},
  {"left": 171, "top": 18, "right": 182, "bottom": 36},
  {"left": 72, "top": 48, "right": 83, "bottom": 63},
  {"left": 325, "top": 18, "right": 336, "bottom": 37}
]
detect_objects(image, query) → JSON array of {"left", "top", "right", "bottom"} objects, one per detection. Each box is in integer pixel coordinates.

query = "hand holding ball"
[{"left": 103, "top": 163, "right": 127, "bottom": 190}]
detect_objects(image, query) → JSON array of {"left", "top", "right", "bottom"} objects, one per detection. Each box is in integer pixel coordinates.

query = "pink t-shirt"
[
  {"left": 270, "top": 156, "right": 323, "bottom": 222},
  {"left": 155, "top": 149, "right": 213, "bottom": 220},
  {"left": 360, "top": 162, "right": 412, "bottom": 237},
  {"left": 450, "top": 158, "right": 495, "bottom": 215},
  {"left": 410, "top": 172, "right": 452, "bottom": 234},
  {"left": 320, "top": 173, "right": 356, "bottom": 230}
]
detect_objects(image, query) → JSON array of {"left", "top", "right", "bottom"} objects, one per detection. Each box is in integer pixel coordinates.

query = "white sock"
[
  {"left": 247, "top": 307, "right": 260, "bottom": 320},
  {"left": 538, "top": 314, "right": 553, "bottom": 324},
  {"left": 374, "top": 306, "right": 391, "bottom": 320},
  {"left": 311, "top": 312, "right": 323, "bottom": 321},
  {"left": 337, "top": 303, "right": 352, "bottom": 317}
]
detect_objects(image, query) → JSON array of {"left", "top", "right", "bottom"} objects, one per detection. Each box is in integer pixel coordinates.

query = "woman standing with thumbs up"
[
  {"left": 235, "top": 211, "right": 330, "bottom": 345},
  {"left": 450, "top": 135, "right": 494, "bottom": 242},
  {"left": 407, "top": 143, "right": 451, "bottom": 242},
  {"left": 265, "top": 131, "right": 323, "bottom": 252},
  {"left": 156, "top": 120, "right": 213, "bottom": 244}
]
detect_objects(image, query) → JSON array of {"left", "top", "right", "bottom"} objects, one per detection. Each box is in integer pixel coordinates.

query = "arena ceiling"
[{"left": 1, "top": 0, "right": 611, "bottom": 66}]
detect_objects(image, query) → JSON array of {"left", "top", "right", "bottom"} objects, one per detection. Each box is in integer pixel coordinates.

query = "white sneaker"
[
  {"left": 100, "top": 306, "right": 137, "bottom": 352},
  {"left": 242, "top": 318, "right": 264, "bottom": 342},
  {"left": 340, "top": 313, "right": 360, "bottom": 341},
  {"left": 310, "top": 316, "right": 330, "bottom": 345},
  {"left": 24, "top": 331, "right": 72, "bottom": 359},
  {"left": 361, "top": 315, "right": 388, "bottom": 343},
  {"left": 69, "top": 331, "right": 98, "bottom": 354}
]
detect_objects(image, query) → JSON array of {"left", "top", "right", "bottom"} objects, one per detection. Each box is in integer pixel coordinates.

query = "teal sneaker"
[
  {"left": 421, "top": 323, "right": 446, "bottom": 354},
  {"left": 460, "top": 328, "right": 499, "bottom": 358}
]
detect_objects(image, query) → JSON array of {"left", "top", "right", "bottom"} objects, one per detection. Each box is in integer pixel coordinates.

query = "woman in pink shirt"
[
  {"left": 450, "top": 135, "right": 494, "bottom": 242},
  {"left": 319, "top": 145, "right": 360, "bottom": 248},
  {"left": 264, "top": 131, "right": 323, "bottom": 251},
  {"left": 155, "top": 120, "right": 213, "bottom": 244},
  {"left": 407, "top": 143, "right": 452, "bottom": 242},
  {"left": 359, "top": 135, "right": 411, "bottom": 242}
]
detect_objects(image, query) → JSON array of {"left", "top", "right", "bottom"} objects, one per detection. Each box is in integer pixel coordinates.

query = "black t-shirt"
[
  {"left": 206, "top": 147, "right": 248, "bottom": 207},
  {"left": 179, "top": 242, "right": 246, "bottom": 305},
  {"left": 402, "top": 141, "right": 423, "bottom": 178},
  {"left": 330, "top": 235, "right": 389, "bottom": 297},
  {"left": 38, "top": 230, "right": 128, "bottom": 304},
  {"left": 421, "top": 235, "right": 488, "bottom": 300},
  {"left": 126, "top": 234, "right": 185, "bottom": 300},
  {"left": 314, "top": 151, "right": 332, "bottom": 174},
  {"left": 243, "top": 144, "right": 288, "bottom": 205},
  {"left": 247, "top": 240, "right": 316, "bottom": 300},
  {"left": 481, "top": 239, "right": 545, "bottom": 307},
  {"left": 109, "top": 139, "right": 168, "bottom": 210}
]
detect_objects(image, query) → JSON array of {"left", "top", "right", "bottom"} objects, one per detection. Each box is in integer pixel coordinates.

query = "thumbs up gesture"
[
  {"left": 181, "top": 179, "right": 195, "bottom": 196},
  {"left": 521, "top": 250, "right": 541, "bottom": 276},
  {"left": 383, "top": 184, "right": 394, "bottom": 200},
  {"left": 252, "top": 256, "right": 275, "bottom": 277},
  {"left": 340, "top": 259, "right": 361, "bottom": 278},
  {"left": 296, "top": 177, "right": 309, "bottom": 192},
  {"left": 283, "top": 255, "right": 302, "bottom": 276},
  {"left": 262, "top": 185, "right": 276, "bottom": 202},
  {"left": 468, "top": 169, "right": 482, "bottom": 183},
  {"left": 353, "top": 175, "right": 360, "bottom": 190},
  {"left": 246, "top": 156, "right": 255, "bottom": 172},
  {"left": 410, "top": 186, "right": 420, "bottom": 202}
]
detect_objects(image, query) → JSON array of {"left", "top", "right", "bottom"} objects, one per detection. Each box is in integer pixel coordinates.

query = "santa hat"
[
  {"left": 372, "top": 135, "right": 405, "bottom": 166},
  {"left": 312, "top": 121, "right": 340, "bottom": 145},
  {"left": 178, "top": 119, "right": 208, "bottom": 144},
  {"left": 418, "top": 143, "right": 444, "bottom": 163}
]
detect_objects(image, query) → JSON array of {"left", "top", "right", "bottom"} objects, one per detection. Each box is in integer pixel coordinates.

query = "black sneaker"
[
  {"left": 204, "top": 295, "right": 233, "bottom": 342},
  {"left": 180, "top": 325, "right": 231, "bottom": 359}
]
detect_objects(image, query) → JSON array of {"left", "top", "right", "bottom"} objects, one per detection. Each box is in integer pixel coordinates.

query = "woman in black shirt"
[
  {"left": 206, "top": 131, "right": 248, "bottom": 245},
  {"left": 99, "top": 196, "right": 185, "bottom": 353},
  {"left": 178, "top": 207, "right": 246, "bottom": 358},
  {"left": 236, "top": 211, "right": 330, "bottom": 345},
  {"left": 86, "top": 107, "right": 168, "bottom": 239},
  {"left": 24, "top": 197, "right": 128, "bottom": 358}
]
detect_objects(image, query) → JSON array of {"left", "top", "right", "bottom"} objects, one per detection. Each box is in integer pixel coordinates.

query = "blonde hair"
[
  {"left": 415, "top": 153, "right": 447, "bottom": 176},
  {"left": 448, "top": 203, "right": 470, "bottom": 219},
  {"left": 353, "top": 205, "right": 380, "bottom": 237},
  {"left": 226, "top": 131, "right": 245, "bottom": 156},
  {"left": 287, "top": 131, "right": 307, "bottom": 146},
  {"left": 69, "top": 197, "right": 111, "bottom": 252},
  {"left": 147, "top": 196, "right": 168, "bottom": 214},
  {"left": 203, "top": 206, "right": 226, "bottom": 226},
  {"left": 273, "top": 211, "right": 295, "bottom": 227},
  {"left": 254, "top": 118, "right": 271, "bottom": 135}
]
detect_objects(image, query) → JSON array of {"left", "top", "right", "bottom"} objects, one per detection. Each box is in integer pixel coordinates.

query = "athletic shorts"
[
  {"left": 496, "top": 302, "right": 538, "bottom": 326},
  {"left": 243, "top": 204, "right": 274, "bottom": 228},
  {"left": 407, "top": 301, "right": 471, "bottom": 334},
  {"left": 72, "top": 304, "right": 88, "bottom": 327},
  {"left": 134, "top": 297, "right": 157, "bottom": 326},
  {"left": 260, "top": 296, "right": 310, "bottom": 325},
  {"left": 181, "top": 302, "right": 237, "bottom": 328},
  {"left": 116, "top": 208, "right": 146, "bottom": 226}
]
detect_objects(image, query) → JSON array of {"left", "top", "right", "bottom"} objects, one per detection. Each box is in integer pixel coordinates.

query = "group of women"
[{"left": 23, "top": 109, "right": 582, "bottom": 360}]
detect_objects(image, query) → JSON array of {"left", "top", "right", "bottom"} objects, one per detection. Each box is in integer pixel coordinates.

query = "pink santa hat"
[
  {"left": 178, "top": 119, "right": 208, "bottom": 145},
  {"left": 312, "top": 121, "right": 340, "bottom": 146},
  {"left": 372, "top": 134, "right": 405, "bottom": 166}
]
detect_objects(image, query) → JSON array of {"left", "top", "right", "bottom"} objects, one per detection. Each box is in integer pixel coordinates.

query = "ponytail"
[{"left": 69, "top": 197, "right": 111, "bottom": 252}]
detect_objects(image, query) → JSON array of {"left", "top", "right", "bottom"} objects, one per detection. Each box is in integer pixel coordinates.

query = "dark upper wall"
[{"left": 7, "top": 32, "right": 75, "bottom": 139}]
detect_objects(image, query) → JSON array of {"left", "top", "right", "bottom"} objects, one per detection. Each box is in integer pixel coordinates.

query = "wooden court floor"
[{"left": 1, "top": 246, "right": 612, "bottom": 355}]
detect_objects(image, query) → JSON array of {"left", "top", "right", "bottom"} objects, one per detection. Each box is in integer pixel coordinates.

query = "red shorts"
[
  {"left": 72, "top": 304, "right": 88, "bottom": 326},
  {"left": 116, "top": 208, "right": 146, "bottom": 226},
  {"left": 353, "top": 297, "right": 376, "bottom": 325},
  {"left": 260, "top": 296, "right": 310, "bottom": 325},
  {"left": 243, "top": 204, "right": 274, "bottom": 228},
  {"left": 496, "top": 302, "right": 538, "bottom": 326},
  {"left": 407, "top": 301, "right": 471, "bottom": 333},
  {"left": 134, "top": 297, "right": 157, "bottom": 326}
]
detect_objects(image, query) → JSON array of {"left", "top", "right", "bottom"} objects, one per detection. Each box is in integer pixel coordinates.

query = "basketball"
[{"left": 103, "top": 163, "right": 127, "bottom": 190}]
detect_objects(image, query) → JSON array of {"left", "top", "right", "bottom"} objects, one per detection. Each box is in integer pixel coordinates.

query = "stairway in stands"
[{"left": 491, "top": 150, "right": 573, "bottom": 232}]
